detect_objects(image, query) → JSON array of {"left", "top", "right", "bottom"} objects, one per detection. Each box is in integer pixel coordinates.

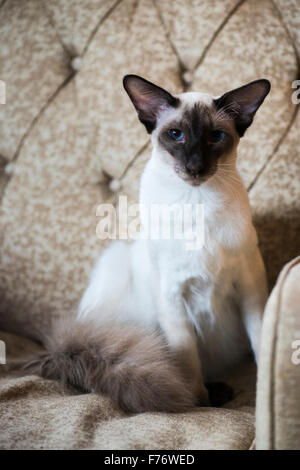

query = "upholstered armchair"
[{"left": 0, "top": 0, "right": 299, "bottom": 450}]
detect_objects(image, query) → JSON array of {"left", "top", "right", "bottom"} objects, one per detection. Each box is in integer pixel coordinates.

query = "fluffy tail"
[{"left": 24, "top": 319, "right": 195, "bottom": 413}]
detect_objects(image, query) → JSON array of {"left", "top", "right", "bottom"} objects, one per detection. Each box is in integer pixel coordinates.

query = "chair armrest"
[{"left": 256, "top": 256, "right": 300, "bottom": 449}]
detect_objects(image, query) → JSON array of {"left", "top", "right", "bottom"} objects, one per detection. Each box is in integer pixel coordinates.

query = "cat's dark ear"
[
  {"left": 123, "top": 75, "right": 179, "bottom": 133},
  {"left": 214, "top": 79, "right": 271, "bottom": 137}
]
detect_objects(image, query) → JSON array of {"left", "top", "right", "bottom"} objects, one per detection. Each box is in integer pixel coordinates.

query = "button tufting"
[
  {"left": 109, "top": 178, "right": 122, "bottom": 192},
  {"left": 182, "top": 71, "right": 193, "bottom": 86},
  {"left": 4, "top": 162, "right": 15, "bottom": 175},
  {"left": 71, "top": 56, "right": 82, "bottom": 71}
]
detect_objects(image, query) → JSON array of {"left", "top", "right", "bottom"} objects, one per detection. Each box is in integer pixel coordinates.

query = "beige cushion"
[
  {"left": 0, "top": 330, "right": 255, "bottom": 450},
  {"left": 256, "top": 256, "right": 300, "bottom": 449}
]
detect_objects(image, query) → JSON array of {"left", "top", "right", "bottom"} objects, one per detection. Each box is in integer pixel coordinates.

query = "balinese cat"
[{"left": 27, "top": 75, "right": 270, "bottom": 413}]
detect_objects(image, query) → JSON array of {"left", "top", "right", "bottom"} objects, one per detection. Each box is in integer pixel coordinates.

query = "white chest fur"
[{"left": 133, "top": 156, "right": 256, "bottom": 378}]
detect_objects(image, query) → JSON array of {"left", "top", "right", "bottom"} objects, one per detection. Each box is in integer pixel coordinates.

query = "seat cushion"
[{"left": 0, "top": 330, "right": 255, "bottom": 450}]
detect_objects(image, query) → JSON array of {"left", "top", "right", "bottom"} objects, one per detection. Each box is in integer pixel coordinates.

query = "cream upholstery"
[
  {"left": 0, "top": 0, "right": 299, "bottom": 449},
  {"left": 257, "top": 257, "right": 300, "bottom": 450}
]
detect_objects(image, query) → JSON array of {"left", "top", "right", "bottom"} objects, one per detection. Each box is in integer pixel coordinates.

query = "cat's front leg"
[
  {"left": 236, "top": 248, "right": 268, "bottom": 363},
  {"left": 158, "top": 282, "right": 209, "bottom": 405}
]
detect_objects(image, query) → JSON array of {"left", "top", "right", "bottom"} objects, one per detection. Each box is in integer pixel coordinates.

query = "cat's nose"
[{"left": 185, "top": 159, "right": 205, "bottom": 176}]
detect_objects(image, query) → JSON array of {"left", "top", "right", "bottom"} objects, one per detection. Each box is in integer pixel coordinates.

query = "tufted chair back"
[{"left": 0, "top": 0, "right": 299, "bottom": 340}]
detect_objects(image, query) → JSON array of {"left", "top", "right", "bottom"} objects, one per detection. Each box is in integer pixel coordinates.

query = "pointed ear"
[
  {"left": 123, "top": 75, "right": 179, "bottom": 133},
  {"left": 214, "top": 79, "right": 271, "bottom": 137}
]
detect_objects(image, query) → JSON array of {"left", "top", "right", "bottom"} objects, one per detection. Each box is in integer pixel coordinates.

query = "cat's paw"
[{"left": 205, "top": 382, "right": 234, "bottom": 407}]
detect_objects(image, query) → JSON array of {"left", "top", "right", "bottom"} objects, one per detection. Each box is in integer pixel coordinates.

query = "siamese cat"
[{"left": 27, "top": 75, "right": 270, "bottom": 413}]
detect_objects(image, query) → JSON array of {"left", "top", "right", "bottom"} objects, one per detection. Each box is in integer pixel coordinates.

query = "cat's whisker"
[{"left": 213, "top": 173, "right": 238, "bottom": 202}]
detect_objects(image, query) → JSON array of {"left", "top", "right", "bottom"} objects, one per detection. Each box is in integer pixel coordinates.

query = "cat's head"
[{"left": 123, "top": 74, "right": 270, "bottom": 186}]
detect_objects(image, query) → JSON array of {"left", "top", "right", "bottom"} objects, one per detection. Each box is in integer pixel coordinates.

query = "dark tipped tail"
[{"left": 24, "top": 319, "right": 196, "bottom": 413}]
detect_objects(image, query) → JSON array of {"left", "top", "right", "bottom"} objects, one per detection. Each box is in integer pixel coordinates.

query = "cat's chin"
[{"left": 176, "top": 169, "right": 213, "bottom": 187}]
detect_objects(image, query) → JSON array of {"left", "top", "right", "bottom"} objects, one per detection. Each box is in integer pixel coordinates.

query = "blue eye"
[
  {"left": 210, "top": 130, "right": 225, "bottom": 143},
  {"left": 168, "top": 129, "right": 184, "bottom": 141}
]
